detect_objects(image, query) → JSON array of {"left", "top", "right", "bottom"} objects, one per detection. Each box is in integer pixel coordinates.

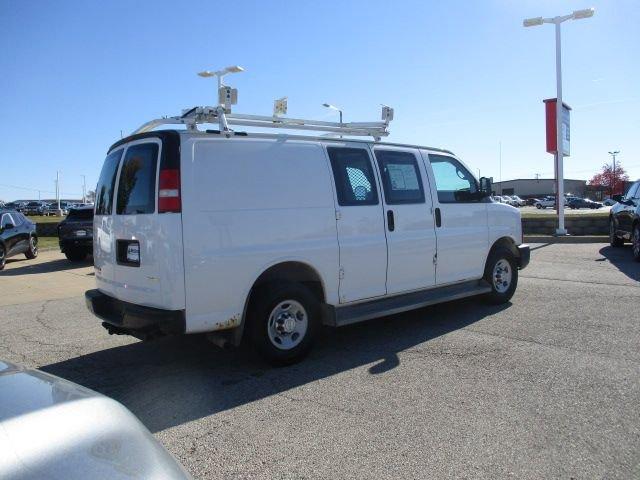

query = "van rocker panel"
[{"left": 328, "top": 280, "right": 492, "bottom": 327}]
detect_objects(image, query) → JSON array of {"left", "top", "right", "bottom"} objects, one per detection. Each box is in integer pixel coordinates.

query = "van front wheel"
[
  {"left": 482, "top": 247, "right": 518, "bottom": 305},
  {"left": 248, "top": 282, "right": 320, "bottom": 366}
]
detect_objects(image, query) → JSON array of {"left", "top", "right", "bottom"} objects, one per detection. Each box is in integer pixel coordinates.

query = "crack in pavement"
[{"left": 521, "top": 274, "right": 639, "bottom": 288}]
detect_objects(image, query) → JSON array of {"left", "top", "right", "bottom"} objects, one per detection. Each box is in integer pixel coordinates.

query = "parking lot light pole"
[{"left": 523, "top": 8, "right": 595, "bottom": 235}]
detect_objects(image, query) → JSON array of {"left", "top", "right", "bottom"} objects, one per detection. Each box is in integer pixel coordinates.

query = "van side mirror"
[
  {"left": 479, "top": 177, "right": 492, "bottom": 198},
  {"left": 612, "top": 194, "right": 623, "bottom": 203}
]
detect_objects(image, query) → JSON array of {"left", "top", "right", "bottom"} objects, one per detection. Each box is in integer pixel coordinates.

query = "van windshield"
[{"left": 95, "top": 149, "right": 123, "bottom": 215}]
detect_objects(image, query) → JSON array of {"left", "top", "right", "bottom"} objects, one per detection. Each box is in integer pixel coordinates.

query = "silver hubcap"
[
  {"left": 267, "top": 300, "right": 308, "bottom": 350},
  {"left": 492, "top": 259, "right": 512, "bottom": 293},
  {"left": 30, "top": 237, "right": 37, "bottom": 253}
]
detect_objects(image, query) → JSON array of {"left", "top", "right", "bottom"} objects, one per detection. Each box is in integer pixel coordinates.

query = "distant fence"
[{"left": 522, "top": 215, "right": 608, "bottom": 236}]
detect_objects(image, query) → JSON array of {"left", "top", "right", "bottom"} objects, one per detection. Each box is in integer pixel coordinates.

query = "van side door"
[
  {"left": 326, "top": 146, "right": 388, "bottom": 303},
  {"left": 372, "top": 147, "right": 437, "bottom": 294},
  {"left": 422, "top": 152, "right": 489, "bottom": 285}
]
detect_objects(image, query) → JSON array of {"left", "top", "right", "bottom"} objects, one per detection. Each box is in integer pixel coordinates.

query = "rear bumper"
[
  {"left": 517, "top": 244, "right": 530, "bottom": 270},
  {"left": 85, "top": 289, "right": 185, "bottom": 339}
]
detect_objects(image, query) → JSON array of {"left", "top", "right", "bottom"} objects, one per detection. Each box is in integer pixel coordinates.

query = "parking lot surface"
[{"left": 1, "top": 244, "right": 639, "bottom": 479}]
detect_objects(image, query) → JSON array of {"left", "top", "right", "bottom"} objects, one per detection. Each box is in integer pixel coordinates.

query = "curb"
[{"left": 524, "top": 235, "right": 608, "bottom": 244}]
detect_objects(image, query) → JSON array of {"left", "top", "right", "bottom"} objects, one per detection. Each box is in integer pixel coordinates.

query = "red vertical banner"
[{"left": 543, "top": 98, "right": 571, "bottom": 156}]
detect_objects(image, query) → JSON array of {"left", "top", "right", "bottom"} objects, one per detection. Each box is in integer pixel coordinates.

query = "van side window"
[
  {"left": 429, "top": 154, "right": 479, "bottom": 203},
  {"left": 327, "top": 147, "right": 378, "bottom": 206},
  {"left": 95, "top": 149, "right": 124, "bottom": 215},
  {"left": 116, "top": 143, "right": 159, "bottom": 215},
  {"left": 374, "top": 150, "right": 425, "bottom": 204}
]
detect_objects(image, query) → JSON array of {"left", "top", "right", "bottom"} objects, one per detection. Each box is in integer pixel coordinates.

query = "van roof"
[{"left": 108, "top": 129, "right": 455, "bottom": 156}]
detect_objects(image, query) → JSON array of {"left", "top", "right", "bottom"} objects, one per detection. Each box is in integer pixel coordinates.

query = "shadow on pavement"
[
  {"left": 0, "top": 258, "right": 92, "bottom": 276},
  {"left": 598, "top": 245, "right": 640, "bottom": 282},
  {"left": 41, "top": 298, "right": 509, "bottom": 433}
]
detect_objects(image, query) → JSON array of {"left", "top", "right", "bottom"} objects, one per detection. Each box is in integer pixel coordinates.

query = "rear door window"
[
  {"left": 116, "top": 143, "right": 159, "bottom": 215},
  {"left": 95, "top": 149, "right": 124, "bottom": 215}
]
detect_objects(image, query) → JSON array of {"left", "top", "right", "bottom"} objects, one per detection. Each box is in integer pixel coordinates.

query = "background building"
[{"left": 492, "top": 178, "right": 586, "bottom": 199}]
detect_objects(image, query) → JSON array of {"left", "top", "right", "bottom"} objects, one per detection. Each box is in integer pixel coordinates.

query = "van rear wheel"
[
  {"left": 248, "top": 281, "right": 320, "bottom": 366},
  {"left": 482, "top": 247, "right": 518, "bottom": 305}
]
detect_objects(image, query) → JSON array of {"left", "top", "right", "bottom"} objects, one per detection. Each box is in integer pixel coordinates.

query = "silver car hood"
[{"left": 0, "top": 361, "right": 191, "bottom": 480}]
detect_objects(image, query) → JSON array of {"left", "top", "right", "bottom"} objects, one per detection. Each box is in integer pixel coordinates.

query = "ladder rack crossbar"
[{"left": 132, "top": 106, "right": 391, "bottom": 139}]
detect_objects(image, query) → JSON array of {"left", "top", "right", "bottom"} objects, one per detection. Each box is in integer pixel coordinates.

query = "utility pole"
[
  {"left": 499, "top": 141, "right": 502, "bottom": 194},
  {"left": 608, "top": 150, "right": 620, "bottom": 196},
  {"left": 81, "top": 175, "right": 87, "bottom": 203},
  {"left": 55, "top": 171, "right": 61, "bottom": 215}
]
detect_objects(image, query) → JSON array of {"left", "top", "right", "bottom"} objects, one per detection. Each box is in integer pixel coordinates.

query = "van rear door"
[{"left": 94, "top": 132, "right": 185, "bottom": 311}]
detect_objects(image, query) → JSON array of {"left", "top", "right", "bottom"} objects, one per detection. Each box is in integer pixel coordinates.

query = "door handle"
[
  {"left": 387, "top": 210, "right": 395, "bottom": 232},
  {"left": 435, "top": 208, "right": 442, "bottom": 227}
]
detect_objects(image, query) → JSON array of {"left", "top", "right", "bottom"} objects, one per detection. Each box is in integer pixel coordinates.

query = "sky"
[{"left": 0, "top": 0, "right": 638, "bottom": 201}]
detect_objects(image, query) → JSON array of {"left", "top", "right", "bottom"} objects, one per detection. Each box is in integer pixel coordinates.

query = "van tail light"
[{"left": 158, "top": 169, "right": 181, "bottom": 213}]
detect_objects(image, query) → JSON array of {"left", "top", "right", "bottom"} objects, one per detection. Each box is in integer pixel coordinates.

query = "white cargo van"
[{"left": 86, "top": 106, "right": 529, "bottom": 364}]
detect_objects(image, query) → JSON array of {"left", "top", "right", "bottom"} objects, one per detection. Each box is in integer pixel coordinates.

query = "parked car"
[
  {"left": 23, "top": 201, "right": 46, "bottom": 216},
  {"left": 58, "top": 206, "right": 94, "bottom": 261},
  {"left": 43, "top": 203, "right": 68, "bottom": 216},
  {"left": 3, "top": 201, "right": 26, "bottom": 212},
  {"left": 602, "top": 197, "right": 617, "bottom": 206},
  {"left": 85, "top": 126, "right": 530, "bottom": 365},
  {"left": 534, "top": 196, "right": 556, "bottom": 209},
  {"left": 609, "top": 179, "right": 640, "bottom": 261},
  {"left": 568, "top": 197, "right": 603, "bottom": 209},
  {"left": 0, "top": 209, "right": 38, "bottom": 270},
  {"left": 526, "top": 197, "right": 541, "bottom": 206},
  {"left": 508, "top": 195, "right": 526, "bottom": 207},
  {"left": 0, "top": 360, "right": 191, "bottom": 479}
]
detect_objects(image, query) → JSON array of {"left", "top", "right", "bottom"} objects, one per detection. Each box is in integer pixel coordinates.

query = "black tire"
[
  {"left": 536, "top": 204, "right": 542, "bottom": 209},
  {"left": 25, "top": 235, "right": 38, "bottom": 259},
  {"left": 65, "top": 248, "right": 87, "bottom": 262},
  {"left": 609, "top": 219, "right": 624, "bottom": 247},
  {"left": 0, "top": 244, "right": 5, "bottom": 271},
  {"left": 632, "top": 223, "right": 640, "bottom": 262},
  {"left": 248, "top": 281, "right": 320, "bottom": 366},
  {"left": 482, "top": 247, "right": 518, "bottom": 305}
]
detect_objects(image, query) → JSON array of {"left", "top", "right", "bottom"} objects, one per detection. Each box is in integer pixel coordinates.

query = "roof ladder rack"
[
  {"left": 133, "top": 66, "right": 394, "bottom": 140},
  {"left": 133, "top": 105, "right": 394, "bottom": 141}
]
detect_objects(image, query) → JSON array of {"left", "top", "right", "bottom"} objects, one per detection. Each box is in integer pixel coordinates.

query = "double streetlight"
[
  {"left": 322, "top": 103, "right": 343, "bottom": 124},
  {"left": 198, "top": 65, "right": 244, "bottom": 91},
  {"left": 523, "top": 8, "right": 595, "bottom": 235}
]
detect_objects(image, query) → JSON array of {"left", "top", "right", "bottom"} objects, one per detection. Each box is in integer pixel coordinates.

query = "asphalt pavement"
[{"left": 0, "top": 244, "right": 639, "bottom": 479}]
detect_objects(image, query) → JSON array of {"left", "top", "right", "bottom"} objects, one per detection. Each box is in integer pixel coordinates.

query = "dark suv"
[
  {"left": 57, "top": 206, "right": 94, "bottom": 261},
  {"left": 0, "top": 209, "right": 38, "bottom": 270},
  {"left": 609, "top": 179, "right": 640, "bottom": 261}
]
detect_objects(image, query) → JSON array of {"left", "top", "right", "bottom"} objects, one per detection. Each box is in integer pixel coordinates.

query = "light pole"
[
  {"left": 524, "top": 7, "right": 595, "bottom": 235},
  {"left": 81, "top": 175, "right": 86, "bottom": 203},
  {"left": 322, "top": 103, "right": 343, "bottom": 124},
  {"left": 608, "top": 150, "right": 620, "bottom": 196}
]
